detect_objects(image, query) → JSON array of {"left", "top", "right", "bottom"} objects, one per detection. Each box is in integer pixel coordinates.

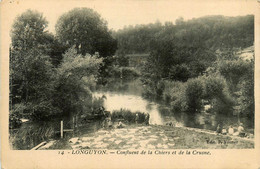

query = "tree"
[
  {"left": 10, "top": 10, "right": 60, "bottom": 121},
  {"left": 218, "top": 58, "right": 250, "bottom": 93},
  {"left": 144, "top": 39, "right": 216, "bottom": 82},
  {"left": 45, "top": 34, "right": 69, "bottom": 67},
  {"left": 236, "top": 59, "right": 254, "bottom": 124},
  {"left": 185, "top": 78, "right": 204, "bottom": 113},
  {"left": 169, "top": 64, "right": 190, "bottom": 82},
  {"left": 55, "top": 8, "right": 117, "bottom": 57},
  {"left": 55, "top": 8, "right": 117, "bottom": 83},
  {"left": 203, "top": 75, "right": 234, "bottom": 115},
  {"left": 175, "top": 17, "right": 184, "bottom": 25},
  {"left": 114, "top": 15, "right": 254, "bottom": 55},
  {"left": 53, "top": 47, "right": 103, "bottom": 118},
  {"left": 10, "top": 49, "right": 59, "bottom": 121},
  {"left": 10, "top": 10, "right": 53, "bottom": 54}
]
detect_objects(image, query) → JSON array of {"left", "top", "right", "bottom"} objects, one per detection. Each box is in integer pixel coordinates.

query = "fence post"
[
  {"left": 61, "top": 120, "right": 63, "bottom": 138},
  {"left": 72, "top": 116, "right": 75, "bottom": 136}
]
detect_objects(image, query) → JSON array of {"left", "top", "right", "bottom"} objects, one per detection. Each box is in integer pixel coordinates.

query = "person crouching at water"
[
  {"left": 237, "top": 123, "right": 246, "bottom": 137},
  {"left": 228, "top": 125, "right": 234, "bottom": 135},
  {"left": 221, "top": 128, "right": 227, "bottom": 135},
  {"left": 117, "top": 121, "right": 126, "bottom": 128}
]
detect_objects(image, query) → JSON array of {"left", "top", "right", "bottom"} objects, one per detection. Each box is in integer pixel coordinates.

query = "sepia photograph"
[
  {"left": 6, "top": 0, "right": 256, "bottom": 150},
  {"left": 1, "top": 0, "right": 259, "bottom": 168}
]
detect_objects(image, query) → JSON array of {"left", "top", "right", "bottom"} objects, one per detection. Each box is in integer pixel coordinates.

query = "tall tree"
[
  {"left": 10, "top": 10, "right": 59, "bottom": 121},
  {"left": 55, "top": 8, "right": 117, "bottom": 83},
  {"left": 55, "top": 8, "right": 117, "bottom": 57},
  {"left": 10, "top": 10, "right": 53, "bottom": 53}
]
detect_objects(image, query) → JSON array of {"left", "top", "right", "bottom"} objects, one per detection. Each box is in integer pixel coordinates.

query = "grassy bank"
[{"left": 9, "top": 121, "right": 60, "bottom": 150}]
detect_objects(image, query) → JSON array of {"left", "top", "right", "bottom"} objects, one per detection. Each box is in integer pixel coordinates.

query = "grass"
[{"left": 10, "top": 121, "right": 59, "bottom": 150}]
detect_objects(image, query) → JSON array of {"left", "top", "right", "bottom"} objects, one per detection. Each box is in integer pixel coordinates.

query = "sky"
[{"left": 1, "top": 0, "right": 257, "bottom": 35}]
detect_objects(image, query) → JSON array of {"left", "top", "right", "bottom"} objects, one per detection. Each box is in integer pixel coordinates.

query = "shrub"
[
  {"left": 110, "top": 109, "right": 146, "bottom": 124},
  {"left": 143, "top": 74, "right": 235, "bottom": 115},
  {"left": 115, "top": 55, "right": 129, "bottom": 67},
  {"left": 204, "top": 75, "right": 226, "bottom": 99},
  {"left": 162, "top": 80, "right": 184, "bottom": 103},
  {"left": 9, "top": 113, "right": 22, "bottom": 129},
  {"left": 121, "top": 67, "right": 140, "bottom": 78},
  {"left": 185, "top": 78, "right": 204, "bottom": 113},
  {"left": 165, "top": 81, "right": 187, "bottom": 112},
  {"left": 203, "top": 75, "right": 234, "bottom": 115},
  {"left": 169, "top": 64, "right": 191, "bottom": 82}
]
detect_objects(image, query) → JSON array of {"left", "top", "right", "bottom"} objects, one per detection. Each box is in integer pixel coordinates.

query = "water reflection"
[
  {"left": 94, "top": 92, "right": 164, "bottom": 125},
  {"left": 95, "top": 79, "right": 253, "bottom": 132}
]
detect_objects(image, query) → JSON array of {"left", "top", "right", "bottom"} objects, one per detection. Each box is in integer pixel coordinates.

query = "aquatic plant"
[{"left": 110, "top": 109, "right": 147, "bottom": 124}]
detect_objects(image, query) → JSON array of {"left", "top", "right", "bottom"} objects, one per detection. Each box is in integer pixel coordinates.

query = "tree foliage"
[
  {"left": 185, "top": 78, "right": 204, "bottom": 113},
  {"left": 10, "top": 48, "right": 59, "bottom": 120},
  {"left": 56, "top": 8, "right": 117, "bottom": 57},
  {"left": 137, "top": 15, "right": 254, "bottom": 123},
  {"left": 9, "top": 9, "right": 254, "bottom": 128},
  {"left": 11, "top": 10, "right": 53, "bottom": 53},
  {"left": 53, "top": 47, "right": 103, "bottom": 117},
  {"left": 114, "top": 15, "right": 254, "bottom": 55},
  {"left": 114, "top": 21, "right": 163, "bottom": 55},
  {"left": 10, "top": 10, "right": 60, "bottom": 121},
  {"left": 10, "top": 10, "right": 104, "bottom": 124}
]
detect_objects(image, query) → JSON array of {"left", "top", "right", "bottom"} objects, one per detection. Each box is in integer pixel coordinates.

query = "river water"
[{"left": 94, "top": 79, "right": 253, "bottom": 132}]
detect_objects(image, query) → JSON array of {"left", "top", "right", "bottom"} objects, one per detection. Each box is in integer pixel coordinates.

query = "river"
[{"left": 94, "top": 79, "right": 253, "bottom": 132}]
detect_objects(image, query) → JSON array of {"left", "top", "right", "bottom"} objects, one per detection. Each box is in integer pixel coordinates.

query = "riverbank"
[{"left": 38, "top": 124, "right": 254, "bottom": 150}]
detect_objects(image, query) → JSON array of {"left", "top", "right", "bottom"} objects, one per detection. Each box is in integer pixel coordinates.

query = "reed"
[
  {"left": 10, "top": 121, "right": 59, "bottom": 150},
  {"left": 110, "top": 109, "right": 146, "bottom": 124}
]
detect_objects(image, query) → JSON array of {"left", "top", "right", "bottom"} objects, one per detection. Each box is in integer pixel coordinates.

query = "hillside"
[{"left": 114, "top": 15, "right": 254, "bottom": 55}]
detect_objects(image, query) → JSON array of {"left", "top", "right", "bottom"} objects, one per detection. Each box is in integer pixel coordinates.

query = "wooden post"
[
  {"left": 75, "top": 115, "right": 78, "bottom": 135},
  {"left": 238, "top": 112, "right": 240, "bottom": 124},
  {"left": 75, "top": 115, "right": 77, "bottom": 128},
  {"left": 72, "top": 116, "right": 75, "bottom": 136},
  {"left": 120, "top": 68, "right": 123, "bottom": 79},
  {"left": 61, "top": 120, "right": 63, "bottom": 138}
]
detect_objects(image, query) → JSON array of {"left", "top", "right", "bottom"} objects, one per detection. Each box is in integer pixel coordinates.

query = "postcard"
[{"left": 1, "top": 0, "right": 260, "bottom": 168}]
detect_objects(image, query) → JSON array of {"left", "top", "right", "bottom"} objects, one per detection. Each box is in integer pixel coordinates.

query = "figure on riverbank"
[
  {"left": 135, "top": 114, "right": 139, "bottom": 124},
  {"left": 237, "top": 123, "right": 244, "bottom": 132},
  {"left": 237, "top": 123, "right": 246, "bottom": 137},
  {"left": 228, "top": 125, "right": 234, "bottom": 135},
  {"left": 216, "top": 124, "right": 222, "bottom": 134},
  {"left": 117, "top": 121, "right": 126, "bottom": 128},
  {"left": 102, "top": 116, "right": 112, "bottom": 128},
  {"left": 221, "top": 128, "right": 227, "bottom": 135},
  {"left": 145, "top": 113, "right": 150, "bottom": 125},
  {"left": 99, "top": 106, "right": 105, "bottom": 115},
  {"left": 166, "top": 122, "right": 173, "bottom": 127}
]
